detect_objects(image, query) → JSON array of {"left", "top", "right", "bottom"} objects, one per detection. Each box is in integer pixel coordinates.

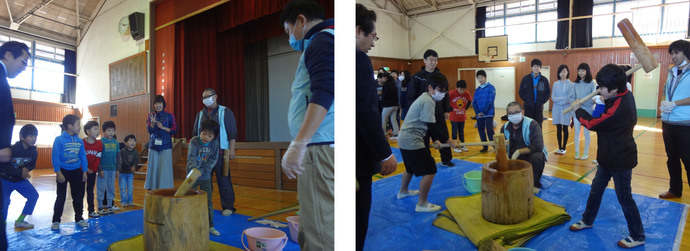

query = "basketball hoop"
[{"left": 481, "top": 54, "right": 494, "bottom": 63}]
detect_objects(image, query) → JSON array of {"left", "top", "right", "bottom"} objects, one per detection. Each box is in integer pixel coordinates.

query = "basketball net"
[{"left": 481, "top": 54, "right": 494, "bottom": 63}]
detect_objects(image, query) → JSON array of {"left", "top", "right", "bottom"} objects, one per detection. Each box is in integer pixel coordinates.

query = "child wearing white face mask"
[{"left": 397, "top": 73, "right": 457, "bottom": 213}]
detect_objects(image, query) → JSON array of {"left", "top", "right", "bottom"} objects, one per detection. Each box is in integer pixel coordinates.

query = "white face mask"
[
  {"left": 431, "top": 91, "right": 445, "bottom": 101},
  {"left": 398, "top": 75, "right": 404, "bottom": 81},
  {"left": 508, "top": 113, "right": 523, "bottom": 124},
  {"left": 203, "top": 97, "right": 214, "bottom": 107}
]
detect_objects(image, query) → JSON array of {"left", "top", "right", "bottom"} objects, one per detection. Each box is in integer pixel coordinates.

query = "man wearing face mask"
[
  {"left": 658, "top": 39, "right": 690, "bottom": 199},
  {"left": 280, "top": 1, "right": 334, "bottom": 250},
  {"left": 500, "top": 101, "right": 547, "bottom": 194},
  {"left": 192, "top": 88, "right": 238, "bottom": 217}
]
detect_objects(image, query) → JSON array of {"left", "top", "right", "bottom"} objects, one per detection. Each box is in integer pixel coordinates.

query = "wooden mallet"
[
  {"left": 174, "top": 168, "right": 201, "bottom": 197},
  {"left": 563, "top": 18, "right": 659, "bottom": 115}
]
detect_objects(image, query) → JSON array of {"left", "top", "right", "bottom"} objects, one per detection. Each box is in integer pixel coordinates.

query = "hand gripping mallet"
[{"left": 563, "top": 18, "right": 659, "bottom": 114}]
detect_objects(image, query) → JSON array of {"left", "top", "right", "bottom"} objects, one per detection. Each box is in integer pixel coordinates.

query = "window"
[
  {"left": 1, "top": 36, "right": 69, "bottom": 100},
  {"left": 506, "top": 15, "right": 536, "bottom": 44},
  {"left": 593, "top": 3, "right": 614, "bottom": 37},
  {"left": 537, "top": 11, "right": 557, "bottom": 41}
]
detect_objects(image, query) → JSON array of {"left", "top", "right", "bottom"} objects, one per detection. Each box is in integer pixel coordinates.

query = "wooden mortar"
[
  {"left": 144, "top": 188, "right": 209, "bottom": 251},
  {"left": 481, "top": 159, "right": 534, "bottom": 225}
]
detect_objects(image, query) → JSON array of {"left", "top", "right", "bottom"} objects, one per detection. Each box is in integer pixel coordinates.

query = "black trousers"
[
  {"left": 524, "top": 107, "right": 544, "bottom": 130},
  {"left": 517, "top": 152, "right": 545, "bottom": 188},
  {"left": 355, "top": 175, "right": 373, "bottom": 251},
  {"left": 52, "top": 168, "right": 85, "bottom": 223},
  {"left": 663, "top": 122, "right": 690, "bottom": 196},
  {"left": 86, "top": 172, "right": 96, "bottom": 213}
]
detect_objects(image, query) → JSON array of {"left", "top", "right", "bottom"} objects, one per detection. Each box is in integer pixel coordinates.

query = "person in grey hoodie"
[{"left": 187, "top": 119, "right": 220, "bottom": 237}]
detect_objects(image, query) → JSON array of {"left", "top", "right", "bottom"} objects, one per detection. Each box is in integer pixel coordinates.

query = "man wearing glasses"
[
  {"left": 500, "top": 101, "right": 548, "bottom": 194},
  {"left": 0, "top": 41, "right": 31, "bottom": 250},
  {"left": 192, "top": 88, "right": 238, "bottom": 220}
]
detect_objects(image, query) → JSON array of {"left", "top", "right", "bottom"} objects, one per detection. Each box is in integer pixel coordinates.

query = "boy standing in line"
[
  {"left": 97, "top": 121, "right": 121, "bottom": 215},
  {"left": 83, "top": 121, "right": 102, "bottom": 218},
  {"left": 119, "top": 135, "right": 139, "bottom": 207},
  {"left": 519, "top": 58, "right": 551, "bottom": 130},
  {"left": 449, "top": 80, "right": 472, "bottom": 153}
]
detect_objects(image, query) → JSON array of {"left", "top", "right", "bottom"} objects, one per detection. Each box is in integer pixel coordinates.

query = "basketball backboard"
[{"left": 478, "top": 35, "right": 508, "bottom": 63}]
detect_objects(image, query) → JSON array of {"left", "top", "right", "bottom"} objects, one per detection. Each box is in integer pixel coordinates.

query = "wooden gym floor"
[
  {"left": 4, "top": 172, "right": 298, "bottom": 234},
  {"left": 382, "top": 108, "right": 690, "bottom": 250}
]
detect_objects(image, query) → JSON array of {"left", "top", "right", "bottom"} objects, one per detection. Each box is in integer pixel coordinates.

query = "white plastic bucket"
[
  {"left": 286, "top": 216, "right": 300, "bottom": 243},
  {"left": 241, "top": 227, "right": 288, "bottom": 251}
]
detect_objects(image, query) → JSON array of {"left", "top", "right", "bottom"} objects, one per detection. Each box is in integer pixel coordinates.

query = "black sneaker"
[
  {"left": 480, "top": 147, "right": 488, "bottom": 153},
  {"left": 442, "top": 161, "right": 455, "bottom": 167}
]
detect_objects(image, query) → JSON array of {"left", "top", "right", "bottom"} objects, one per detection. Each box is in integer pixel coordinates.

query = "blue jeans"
[
  {"left": 119, "top": 173, "right": 134, "bottom": 204},
  {"left": 1, "top": 179, "right": 38, "bottom": 222},
  {"left": 582, "top": 167, "right": 645, "bottom": 241},
  {"left": 97, "top": 170, "right": 116, "bottom": 209},
  {"left": 450, "top": 121, "right": 465, "bottom": 142},
  {"left": 476, "top": 117, "right": 494, "bottom": 146}
]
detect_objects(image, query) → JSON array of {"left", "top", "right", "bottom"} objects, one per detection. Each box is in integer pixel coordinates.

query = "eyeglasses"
[
  {"left": 18, "top": 57, "right": 27, "bottom": 66},
  {"left": 507, "top": 110, "right": 522, "bottom": 115},
  {"left": 371, "top": 33, "right": 379, "bottom": 41},
  {"left": 202, "top": 94, "right": 216, "bottom": 99}
]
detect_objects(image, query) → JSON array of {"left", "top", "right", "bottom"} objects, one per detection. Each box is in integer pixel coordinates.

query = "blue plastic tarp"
[
  {"left": 7, "top": 210, "right": 300, "bottom": 251},
  {"left": 364, "top": 158, "right": 687, "bottom": 250}
]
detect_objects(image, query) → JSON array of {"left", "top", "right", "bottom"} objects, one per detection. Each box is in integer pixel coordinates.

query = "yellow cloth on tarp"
[
  {"left": 107, "top": 234, "right": 241, "bottom": 251},
  {"left": 432, "top": 194, "right": 571, "bottom": 249}
]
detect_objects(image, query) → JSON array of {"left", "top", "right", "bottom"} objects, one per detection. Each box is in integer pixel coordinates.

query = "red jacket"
[{"left": 83, "top": 138, "right": 102, "bottom": 173}]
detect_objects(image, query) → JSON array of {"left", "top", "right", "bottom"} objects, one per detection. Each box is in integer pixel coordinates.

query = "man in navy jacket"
[{"left": 0, "top": 41, "right": 31, "bottom": 251}]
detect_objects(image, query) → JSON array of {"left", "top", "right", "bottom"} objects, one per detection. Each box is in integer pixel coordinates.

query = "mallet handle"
[
  {"left": 562, "top": 89, "right": 601, "bottom": 114},
  {"left": 174, "top": 168, "right": 201, "bottom": 197}
]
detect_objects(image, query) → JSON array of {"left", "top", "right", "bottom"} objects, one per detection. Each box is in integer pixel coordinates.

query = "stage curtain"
[
  {"left": 62, "top": 49, "right": 76, "bottom": 104},
  {"left": 557, "top": 0, "right": 593, "bottom": 49},
  {"left": 475, "top": 6, "right": 486, "bottom": 54},
  {"left": 243, "top": 40, "right": 269, "bottom": 142}
]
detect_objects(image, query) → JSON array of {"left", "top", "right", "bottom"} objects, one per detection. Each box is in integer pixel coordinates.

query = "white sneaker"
[
  {"left": 111, "top": 205, "right": 121, "bottom": 211},
  {"left": 121, "top": 202, "right": 128, "bottom": 207},
  {"left": 461, "top": 146, "right": 469, "bottom": 151},
  {"left": 533, "top": 187, "right": 541, "bottom": 194},
  {"left": 222, "top": 209, "right": 234, "bottom": 216},
  {"left": 76, "top": 220, "right": 88, "bottom": 227},
  {"left": 574, "top": 152, "right": 580, "bottom": 160},
  {"left": 453, "top": 148, "right": 462, "bottom": 153},
  {"left": 415, "top": 203, "right": 442, "bottom": 213},
  {"left": 89, "top": 212, "right": 100, "bottom": 218},
  {"left": 209, "top": 227, "right": 221, "bottom": 236},
  {"left": 561, "top": 149, "right": 566, "bottom": 155},
  {"left": 107, "top": 208, "right": 115, "bottom": 214},
  {"left": 98, "top": 209, "right": 108, "bottom": 215},
  {"left": 14, "top": 220, "right": 34, "bottom": 228},
  {"left": 51, "top": 222, "right": 60, "bottom": 230},
  {"left": 389, "top": 136, "right": 398, "bottom": 140},
  {"left": 581, "top": 154, "right": 589, "bottom": 160},
  {"left": 397, "top": 190, "right": 420, "bottom": 199},
  {"left": 592, "top": 159, "right": 598, "bottom": 164}
]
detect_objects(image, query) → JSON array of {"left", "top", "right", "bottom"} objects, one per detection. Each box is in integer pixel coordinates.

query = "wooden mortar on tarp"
[
  {"left": 481, "top": 133, "right": 534, "bottom": 225},
  {"left": 144, "top": 188, "right": 209, "bottom": 251}
]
